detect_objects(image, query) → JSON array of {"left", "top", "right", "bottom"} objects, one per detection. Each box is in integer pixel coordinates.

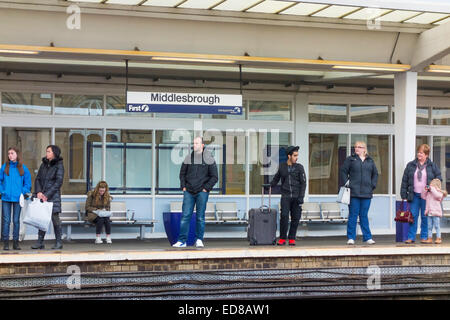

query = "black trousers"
[
  {"left": 279, "top": 197, "right": 302, "bottom": 240},
  {"left": 94, "top": 217, "right": 111, "bottom": 235}
]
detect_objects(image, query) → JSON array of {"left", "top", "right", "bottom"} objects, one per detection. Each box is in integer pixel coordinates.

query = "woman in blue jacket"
[
  {"left": 340, "top": 141, "right": 378, "bottom": 245},
  {"left": 0, "top": 147, "right": 31, "bottom": 250}
]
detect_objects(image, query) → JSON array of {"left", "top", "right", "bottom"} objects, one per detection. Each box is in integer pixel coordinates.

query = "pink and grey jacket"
[{"left": 421, "top": 186, "right": 445, "bottom": 217}]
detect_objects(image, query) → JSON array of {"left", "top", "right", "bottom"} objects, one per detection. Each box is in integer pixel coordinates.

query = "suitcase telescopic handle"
[{"left": 261, "top": 184, "right": 271, "bottom": 209}]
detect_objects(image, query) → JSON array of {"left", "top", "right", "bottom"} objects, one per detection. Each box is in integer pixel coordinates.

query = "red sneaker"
[
  {"left": 289, "top": 239, "right": 296, "bottom": 246},
  {"left": 277, "top": 239, "right": 286, "bottom": 246}
]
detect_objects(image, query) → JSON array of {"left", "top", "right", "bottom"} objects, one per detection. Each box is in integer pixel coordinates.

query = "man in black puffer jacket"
[
  {"left": 31, "top": 145, "right": 64, "bottom": 250},
  {"left": 270, "top": 146, "right": 306, "bottom": 246},
  {"left": 172, "top": 137, "right": 218, "bottom": 248}
]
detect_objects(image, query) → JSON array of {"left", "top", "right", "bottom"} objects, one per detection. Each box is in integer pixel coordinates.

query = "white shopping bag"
[
  {"left": 23, "top": 198, "right": 53, "bottom": 232},
  {"left": 337, "top": 180, "right": 351, "bottom": 205},
  {"left": 19, "top": 198, "right": 29, "bottom": 241}
]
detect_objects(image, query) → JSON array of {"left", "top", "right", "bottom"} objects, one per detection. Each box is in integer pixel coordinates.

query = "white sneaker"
[
  {"left": 106, "top": 237, "right": 112, "bottom": 244},
  {"left": 172, "top": 241, "right": 186, "bottom": 248},
  {"left": 365, "top": 239, "right": 376, "bottom": 245},
  {"left": 195, "top": 239, "right": 204, "bottom": 248},
  {"left": 95, "top": 237, "right": 103, "bottom": 244},
  {"left": 347, "top": 239, "right": 355, "bottom": 245}
]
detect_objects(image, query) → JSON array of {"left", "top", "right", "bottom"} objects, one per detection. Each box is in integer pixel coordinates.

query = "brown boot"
[
  {"left": 435, "top": 238, "right": 442, "bottom": 244},
  {"left": 422, "top": 238, "right": 433, "bottom": 244}
]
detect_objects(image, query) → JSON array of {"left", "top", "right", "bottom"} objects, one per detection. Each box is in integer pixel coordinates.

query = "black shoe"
[
  {"left": 3, "top": 241, "right": 9, "bottom": 251},
  {"left": 52, "top": 225, "right": 63, "bottom": 250},
  {"left": 13, "top": 240, "right": 21, "bottom": 250},
  {"left": 51, "top": 241, "right": 63, "bottom": 250},
  {"left": 31, "top": 230, "right": 45, "bottom": 249}
]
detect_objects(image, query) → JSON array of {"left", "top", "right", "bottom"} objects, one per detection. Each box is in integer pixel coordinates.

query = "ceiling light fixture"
[
  {"left": 0, "top": 49, "right": 39, "bottom": 55},
  {"left": 426, "top": 65, "right": 450, "bottom": 73},
  {"left": 333, "top": 65, "right": 408, "bottom": 72},
  {"left": 151, "top": 57, "right": 235, "bottom": 64}
]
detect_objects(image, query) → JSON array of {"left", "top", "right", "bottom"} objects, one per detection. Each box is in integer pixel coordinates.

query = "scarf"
[{"left": 417, "top": 160, "right": 427, "bottom": 181}]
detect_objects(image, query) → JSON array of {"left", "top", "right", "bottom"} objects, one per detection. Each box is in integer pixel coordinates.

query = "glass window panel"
[
  {"left": 1, "top": 92, "right": 52, "bottom": 114},
  {"left": 308, "top": 103, "right": 347, "bottom": 122},
  {"left": 405, "top": 12, "right": 448, "bottom": 24},
  {"left": 178, "top": 0, "right": 223, "bottom": 10},
  {"left": 309, "top": 134, "right": 348, "bottom": 195},
  {"left": 106, "top": 130, "right": 152, "bottom": 194},
  {"left": 281, "top": 3, "right": 328, "bottom": 16},
  {"left": 142, "top": 0, "right": 181, "bottom": 7},
  {"left": 249, "top": 101, "right": 291, "bottom": 121},
  {"left": 156, "top": 130, "right": 232, "bottom": 194},
  {"left": 378, "top": 10, "right": 421, "bottom": 22},
  {"left": 2, "top": 127, "right": 51, "bottom": 188},
  {"left": 105, "top": 96, "right": 149, "bottom": 116},
  {"left": 417, "top": 107, "right": 430, "bottom": 125},
  {"left": 204, "top": 130, "right": 246, "bottom": 194},
  {"left": 55, "top": 129, "right": 102, "bottom": 195},
  {"left": 311, "top": 5, "right": 359, "bottom": 18},
  {"left": 432, "top": 107, "right": 450, "bottom": 125},
  {"left": 156, "top": 130, "right": 193, "bottom": 195},
  {"left": 249, "top": 131, "right": 291, "bottom": 194},
  {"left": 213, "top": 0, "right": 261, "bottom": 11},
  {"left": 351, "top": 135, "right": 389, "bottom": 194},
  {"left": 433, "top": 136, "right": 450, "bottom": 193},
  {"left": 416, "top": 136, "right": 430, "bottom": 150},
  {"left": 55, "top": 94, "right": 103, "bottom": 116},
  {"left": 246, "top": 0, "right": 293, "bottom": 14},
  {"left": 351, "top": 105, "right": 389, "bottom": 123}
]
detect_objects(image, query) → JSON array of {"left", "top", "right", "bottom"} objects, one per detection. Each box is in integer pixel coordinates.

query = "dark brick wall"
[{"left": 1, "top": 254, "right": 449, "bottom": 276}]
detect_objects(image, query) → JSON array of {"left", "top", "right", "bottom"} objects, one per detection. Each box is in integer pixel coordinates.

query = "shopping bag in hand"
[
  {"left": 337, "top": 181, "right": 351, "bottom": 205},
  {"left": 23, "top": 198, "right": 53, "bottom": 232}
]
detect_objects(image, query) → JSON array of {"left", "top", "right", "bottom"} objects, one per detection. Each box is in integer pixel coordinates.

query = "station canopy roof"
[
  {"left": 0, "top": 0, "right": 449, "bottom": 92},
  {"left": 68, "top": 0, "right": 450, "bottom": 26}
]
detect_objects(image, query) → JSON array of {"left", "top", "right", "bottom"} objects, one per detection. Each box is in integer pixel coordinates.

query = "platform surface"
[{"left": 0, "top": 235, "right": 449, "bottom": 264}]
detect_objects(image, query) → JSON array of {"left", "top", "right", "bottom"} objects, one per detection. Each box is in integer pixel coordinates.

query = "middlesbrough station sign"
[{"left": 126, "top": 91, "right": 243, "bottom": 115}]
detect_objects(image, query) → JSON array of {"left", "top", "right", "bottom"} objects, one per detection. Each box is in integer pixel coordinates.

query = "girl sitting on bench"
[{"left": 86, "top": 181, "right": 113, "bottom": 244}]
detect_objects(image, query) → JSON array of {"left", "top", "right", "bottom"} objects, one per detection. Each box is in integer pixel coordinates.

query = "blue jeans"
[
  {"left": 427, "top": 216, "right": 441, "bottom": 238},
  {"left": 2, "top": 201, "right": 21, "bottom": 241},
  {"left": 178, "top": 191, "right": 209, "bottom": 243},
  {"left": 347, "top": 197, "right": 372, "bottom": 241},
  {"left": 408, "top": 193, "right": 427, "bottom": 241}
]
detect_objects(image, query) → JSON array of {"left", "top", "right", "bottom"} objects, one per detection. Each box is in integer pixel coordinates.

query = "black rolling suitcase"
[{"left": 247, "top": 184, "right": 277, "bottom": 245}]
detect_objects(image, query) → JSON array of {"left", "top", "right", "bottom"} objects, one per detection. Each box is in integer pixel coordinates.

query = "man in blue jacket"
[{"left": 0, "top": 147, "right": 31, "bottom": 250}]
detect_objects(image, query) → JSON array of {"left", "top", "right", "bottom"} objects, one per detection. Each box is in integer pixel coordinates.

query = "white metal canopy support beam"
[
  {"left": 410, "top": 20, "right": 450, "bottom": 71},
  {"left": 291, "top": 0, "right": 450, "bottom": 13},
  {"left": 394, "top": 71, "right": 417, "bottom": 199}
]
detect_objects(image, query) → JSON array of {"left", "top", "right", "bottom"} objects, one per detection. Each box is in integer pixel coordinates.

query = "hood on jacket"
[{"left": 41, "top": 156, "right": 64, "bottom": 166}]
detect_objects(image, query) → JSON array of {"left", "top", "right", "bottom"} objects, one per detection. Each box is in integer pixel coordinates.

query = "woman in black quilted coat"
[{"left": 31, "top": 145, "right": 65, "bottom": 250}]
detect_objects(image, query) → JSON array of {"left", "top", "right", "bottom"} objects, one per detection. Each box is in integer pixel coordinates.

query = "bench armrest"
[{"left": 127, "top": 209, "right": 135, "bottom": 221}]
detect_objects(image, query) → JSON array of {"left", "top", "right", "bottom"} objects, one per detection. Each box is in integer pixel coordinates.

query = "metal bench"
[
  {"left": 62, "top": 201, "right": 156, "bottom": 241},
  {"left": 169, "top": 201, "right": 248, "bottom": 225},
  {"left": 60, "top": 202, "right": 85, "bottom": 240},
  {"left": 300, "top": 202, "right": 322, "bottom": 222},
  {"left": 214, "top": 202, "right": 248, "bottom": 225},
  {"left": 320, "top": 202, "right": 348, "bottom": 223},
  {"left": 205, "top": 202, "right": 218, "bottom": 221},
  {"left": 298, "top": 202, "right": 348, "bottom": 224},
  {"left": 442, "top": 200, "right": 450, "bottom": 218}
]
